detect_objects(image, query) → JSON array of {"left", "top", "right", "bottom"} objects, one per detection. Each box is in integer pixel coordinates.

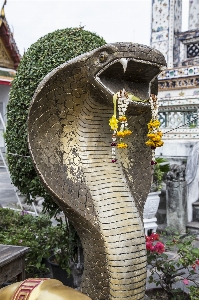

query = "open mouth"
[{"left": 95, "top": 58, "right": 161, "bottom": 96}]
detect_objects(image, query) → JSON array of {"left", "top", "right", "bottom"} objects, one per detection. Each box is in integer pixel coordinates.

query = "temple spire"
[{"left": 0, "top": 0, "right": 7, "bottom": 18}]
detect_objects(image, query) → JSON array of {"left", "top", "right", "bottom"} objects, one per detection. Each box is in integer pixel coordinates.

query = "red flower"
[
  {"left": 146, "top": 241, "right": 154, "bottom": 252},
  {"left": 154, "top": 241, "right": 165, "bottom": 254},
  {"left": 151, "top": 233, "right": 160, "bottom": 241},
  {"left": 145, "top": 233, "right": 160, "bottom": 242},
  {"left": 195, "top": 259, "right": 199, "bottom": 266},
  {"left": 154, "top": 233, "right": 160, "bottom": 240},
  {"left": 145, "top": 236, "right": 150, "bottom": 242},
  {"left": 146, "top": 234, "right": 165, "bottom": 253}
]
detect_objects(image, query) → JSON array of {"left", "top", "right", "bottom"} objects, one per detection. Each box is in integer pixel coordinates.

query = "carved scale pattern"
[{"left": 28, "top": 43, "right": 166, "bottom": 300}]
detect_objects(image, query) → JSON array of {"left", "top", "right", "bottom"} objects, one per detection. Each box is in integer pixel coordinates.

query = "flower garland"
[
  {"left": 109, "top": 92, "right": 164, "bottom": 164},
  {"left": 145, "top": 94, "right": 164, "bottom": 165},
  {"left": 109, "top": 90, "right": 132, "bottom": 163}
]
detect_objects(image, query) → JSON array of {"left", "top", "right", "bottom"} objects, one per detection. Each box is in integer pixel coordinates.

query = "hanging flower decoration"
[
  {"left": 145, "top": 94, "right": 164, "bottom": 165},
  {"left": 109, "top": 89, "right": 146, "bottom": 162},
  {"left": 109, "top": 115, "right": 118, "bottom": 130},
  {"left": 117, "top": 142, "right": 128, "bottom": 149},
  {"left": 109, "top": 91, "right": 163, "bottom": 164},
  {"left": 109, "top": 89, "right": 133, "bottom": 162}
]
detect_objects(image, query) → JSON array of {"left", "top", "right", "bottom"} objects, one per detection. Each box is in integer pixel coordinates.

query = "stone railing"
[{"left": 158, "top": 96, "right": 199, "bottom": 140}]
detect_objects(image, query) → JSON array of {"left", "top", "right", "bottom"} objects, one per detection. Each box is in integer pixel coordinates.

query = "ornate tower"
[
  {"left": 151, "top": 0, "right": 182, "bottom": 68},
  {"left": 189, "top": 0, "right": 199, "bottom": 30},
  {"left": 151, "top": 0, "right": 199, "bottom": 228}
]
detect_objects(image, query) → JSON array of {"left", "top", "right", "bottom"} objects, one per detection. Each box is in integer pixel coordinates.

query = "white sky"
[{"left": 2, "top": 0, "right": 190, "bottom": 55}]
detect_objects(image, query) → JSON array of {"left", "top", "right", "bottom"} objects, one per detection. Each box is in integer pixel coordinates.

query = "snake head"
[{"left": 87, "top": 43, "right": 166, "bottom": 107}]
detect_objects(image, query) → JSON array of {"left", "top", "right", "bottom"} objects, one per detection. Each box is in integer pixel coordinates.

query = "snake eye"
[{"left": 99, "top": 51, "right": 108, "bottom": 63}]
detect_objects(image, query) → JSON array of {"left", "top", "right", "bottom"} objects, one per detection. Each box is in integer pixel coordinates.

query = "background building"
[
  {"left": 0, "top": 4, "right": 20, "bottom": 149},
  {"left": 151, "top": 0, "right": 199, "bottom": 164},
  {"left": 151, "top": 0, "right": 199, "bottom": 229}
]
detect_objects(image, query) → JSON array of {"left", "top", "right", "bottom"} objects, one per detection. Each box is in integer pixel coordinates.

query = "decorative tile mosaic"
[
  {"left": 158, "top": 87, "right": 199, "bottom": 99},
  {"left": 27, "top": 43, "right": 166, "bottom": 300},
  {"left": 189, "top": 0, "right": 199, "bottom": 30},
  {"left": 152, "top": 41, "right": 168, "bottom": 63},
  {"left": 151, "top": 0, "right": 170, "bottom": 62},
  {"left": 179, "top": 41, "right": 186, "bottom": 64},
  {"left": 159, "top": 66, "right": 199, "bottom": 79},
  {"left": 158, "top": 76, "right": 199, "bottom": 90},
  {"left": 151, "top": 0, "right": 169, "bottom": 31},
  {"left": 161, "top": 128, "right": 199, "bottom": 139},
  {"left": 174, "top": 0, "right": 182, "bottom": 32},
  {"left": 151, "top": 0, "right": 182, "bottom": 67},
  {"left": 158, "top": 95, "right": 199, "bottom": 107},
  {"left": 173, "top": 0, "right": 182, "bottom": 66}
]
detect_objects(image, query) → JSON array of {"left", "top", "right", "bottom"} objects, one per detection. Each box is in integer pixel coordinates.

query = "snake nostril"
[{"left": 99, "top": 51, "right": 108, "bottom": 63}]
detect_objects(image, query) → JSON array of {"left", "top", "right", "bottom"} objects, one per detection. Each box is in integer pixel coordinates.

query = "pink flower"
[
  {"left": 195, "top": 259, "right": 199, "bottom": 266},
  {"left": 182, "top": 279, "right": 189, "bottom": 285},
  {"left": 154, "top": 241, "right": 165, "bottom": 254},
  {"left": 146, "top": 241, "right": 154, "bottom": 252}
]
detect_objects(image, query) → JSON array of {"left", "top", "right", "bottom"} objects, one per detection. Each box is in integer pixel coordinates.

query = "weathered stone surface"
[
  {"left": 164, "top": 164, "right": 187, "bottom": 233},
  {"left": 28, "top": 43, "right": 166, "bottom": 299}
]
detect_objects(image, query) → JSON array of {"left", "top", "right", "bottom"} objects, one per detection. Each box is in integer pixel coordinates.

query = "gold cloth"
[{"left": 11, "top": 278, "right": 49, "bottom": 300}]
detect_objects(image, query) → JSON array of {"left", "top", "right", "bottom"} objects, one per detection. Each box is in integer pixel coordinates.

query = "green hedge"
[
  {"left": 5, "top": 28, "right": 106, "bottom": 216},
  {"left": 0, "top": 208, "right": 71, "bottom": 277}
]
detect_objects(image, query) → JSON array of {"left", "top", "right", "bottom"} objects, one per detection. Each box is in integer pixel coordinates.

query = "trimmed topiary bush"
[
  {"left": 5, "top": 27, "right": 106, "bottom": 216},
  {"left": 0, "top": 208, "right": 72, "bottom": 277}
]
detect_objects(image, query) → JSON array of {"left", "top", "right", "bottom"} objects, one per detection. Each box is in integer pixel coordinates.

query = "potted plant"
[
  {"left": 145, "top": 231, "right": 199, "bottom": 300},
  {"left": 150, "top": 157, "right": 170, "bottom": 192},
  {"left": 144, "top": 158, "right": 170, "bottom": 220},
  {"left": 0, "top": 207, "right": 84, "bottom": 288},
  {"left": 0, "top": 208, "right": 72, "bottom": 279},
  {"left": 47, "top": 216, "right": 84, "bottom": 288}
]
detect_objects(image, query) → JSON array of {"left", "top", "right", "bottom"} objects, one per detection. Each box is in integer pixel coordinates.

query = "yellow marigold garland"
[
  {"left": 109, "top": 91, "right": 163, "bottom": 164},
  {"left": 109, "top": 115, "right": 118, "bottom": 130},
  {"left": 146, "top": 94, "right": 164, "bottom": 165},
  {"left": 117, "top": 129, "right": 132, "bottom": 138},
  {"left": 109, "top": 89, "right": 133, "bottom": 162},
  {"left": 118, "top": 116, "right": 127, "bottom": 122},
  {"left": 117, "top": 142, "right": 128, "bottom": 149}
]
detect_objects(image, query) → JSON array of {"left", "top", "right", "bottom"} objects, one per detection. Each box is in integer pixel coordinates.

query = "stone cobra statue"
[{"left": 27, "top": 43, "right": 166, "bottom": 300}]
